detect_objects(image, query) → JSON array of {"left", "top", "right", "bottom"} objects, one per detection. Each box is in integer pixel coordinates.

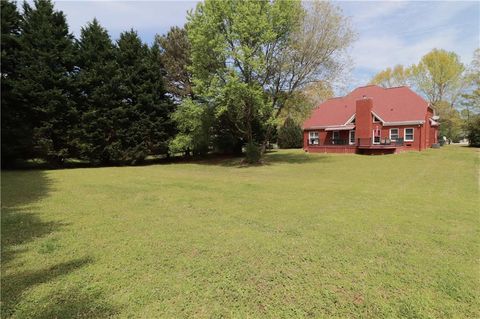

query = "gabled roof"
[{"left": 303, "top": 85, "right": 429, "bottom": 129}]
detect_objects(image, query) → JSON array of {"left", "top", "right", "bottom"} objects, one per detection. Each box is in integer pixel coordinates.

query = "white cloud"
[
  {"left": 21, "top": 0, "right": 479, "bottom": 80},
  {"left": 337, "top": 0, "right": 479, "bottom": 82}
]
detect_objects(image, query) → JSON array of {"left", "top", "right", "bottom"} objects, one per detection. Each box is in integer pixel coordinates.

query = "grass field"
[{"left": 1, "top": 145, "right": 479, "bottom": 318}]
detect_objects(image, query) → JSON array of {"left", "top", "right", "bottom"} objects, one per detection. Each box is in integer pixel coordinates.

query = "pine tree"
[
  {"left": 109, "top": 30, "right": 174, "bottom": 164},
  {"left": 1, "top": 0, "right": 26, "bottom": 166},
  {"left": 75, "top": 19, "right": 119, "bottom": 165},
  {"left": 15, "top": 0, "right": 77, "bottom": 165}
]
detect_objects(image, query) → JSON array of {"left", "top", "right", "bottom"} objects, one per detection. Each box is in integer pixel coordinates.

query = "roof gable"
[{"left": 303, "top": 85, "right": 429, "bottom": 129}]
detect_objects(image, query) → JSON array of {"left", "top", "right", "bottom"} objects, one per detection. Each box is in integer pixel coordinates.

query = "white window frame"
[
  {"left": 349, "top": 130, "right": 355, "bottom": 145},
  {"left": 372, "top": 129, "right": 381, "bottom": 144},
  {"left": 404, "top": 128, "right": 414, "bottom": 141},
  {"left": 309, "top": 131, "right": 319, "bottom": 145},
  {"left": 389, "top": 128, "right": 399, "bottom": 141}
]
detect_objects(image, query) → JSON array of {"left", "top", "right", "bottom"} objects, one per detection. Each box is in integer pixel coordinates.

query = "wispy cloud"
[
  {"left": 22, "top": 1, "right": 199, "bottom": 43},
  {"left": 337, "top": 0, "right": 479, "bottom": 86},
  {"left": 20, "top": 0, "right": 479, "bottom": 87}
]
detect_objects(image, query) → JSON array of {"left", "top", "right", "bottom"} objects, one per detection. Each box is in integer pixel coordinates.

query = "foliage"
[
  {"left": 435, "top": 101, "right": 464, "bottom": 142},
  {"left": 460, "top": 49, "right": 480, "bottom": 120},
  {"left": 410, "top": 49, "right": 465, "bottom": 106},
  {"left": 369, "top": 65, "right": 411, "bottom": 88},
  {"left": 108, "top": 30, "right": 174, "bottom": 164},
  {"left": 1, "top": 0, "right": 176, "bottom": 167},
  {"left": 13, "top": 0, "right": 77, "bottom": 165},
  {"left": 369, "top": 48, "right": 479, "bottom": 144},
  {"left": 265, "top": 0, "right": 355, "bottom": 146},
  {"left": 1, "top": 0, "right": 355, "bottom": 165},
  {"left": 169, "top": 98, "right": 211, "bottom": 155},
  {"left": 244, "top": 142, "right": 262, "bottom": 164},
  {"left": 1, "top": 0, "right": 26, "bottom": 166},
  {"left": 187, "top": 0, "right": 300, "bottom": 150},
  {"left": 466, "top": 116, "right": 480, "bottom": 147},
  {"left": 74, "top": 19, "right": 119, "bottom": 164},
  {"left": 2, "top": 146, "right": 479, "bottom": 317},
  {"left": 186, "top": 0, "right": 354, "bottom": 162},
  {"left": 277, "top": 117, "right": 303, "bottom": 149},
  {"left": 301, "top": 81, "right": 335, "bottom": 109},
  {"left": 156, "top": 26, "right": 193, "bottom": 100}
]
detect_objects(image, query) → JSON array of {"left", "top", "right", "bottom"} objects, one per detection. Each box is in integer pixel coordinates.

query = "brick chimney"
[{"left": 355, "top": 97, "right": 373, "bottom": 141}]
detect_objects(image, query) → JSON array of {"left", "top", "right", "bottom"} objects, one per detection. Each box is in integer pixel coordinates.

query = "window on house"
[
  {"left": 404, "top": 128, "right": 414, "bottom": 141},
  {"left": 332, "top": 131, "right": 340, "bottom": 144},
  {"left": 309, "top": 131, "right": 319, "bottom": 145},
  {"left": 373, "top": 128, "right": 381, "bottom": 144},
  {"left": 389, "top": 128, "right": 399, "bottom": 141},
  {"left": 349, "top": 130, "right": 355, "bottom": 145}
]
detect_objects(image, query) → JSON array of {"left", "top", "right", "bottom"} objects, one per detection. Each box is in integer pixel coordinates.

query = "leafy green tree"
[
  {"left": 15, "top": 0, "right": 77, "bottom": 165},
  {"left": 186, "top": 0, "right": 354, "bottom": 161},
  {"left": 277, "top": 117, "right": 303, "bottom": 149},
  {"left": 169, "top": 98, "right": 211, "bottom": 156},
  {"left": 74, "top": 19, "right": 119, "bottom": 164},
  {"left": 369, "top": 65, "right": 411, "bottom": 88},
  {"left": 410, "top": 49, "right": 465, "bottom": 107},
  {"left": 466, "top": 115, "right": 480, "bottom": 147},
  {"left": 186, "top": 0, "right": 301, "bottom": 160},
  {"left": 436, "top": 101, "right": 464, "bottom": 142},
  {"left": 1, "top": 0, "right": 27, "bottom": 166},
  {"left": 460, "top": 49, "right": 480, "bottom": 121}
]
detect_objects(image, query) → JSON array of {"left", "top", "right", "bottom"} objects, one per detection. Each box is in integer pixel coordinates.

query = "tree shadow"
[
  {"left": 1, "top": 170, "right": 62, "bottom": 265},
  {"left": 264, "top": 150, "right": 331, "bottom": 165},
  {"left": 1, "top": 171, "right": 118, "bottom": 318},
  {"left": 1, "top": 257, "right": 117, "bottom": 318},
  {"left": 188, "top": 150, "right": 331, "bottom": 168},
  {"left": 29, "top": 286, "right": 118, "bottom": 319}
]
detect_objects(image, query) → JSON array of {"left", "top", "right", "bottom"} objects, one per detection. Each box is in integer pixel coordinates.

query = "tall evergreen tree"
[
  {"left": 75, "top": 19, "right": 119, "bottom": 164},
  {"left": 15, "top": 0, "right": 77, "bottom": 165},
  {"left": 1, "top": 0, "right": 26, "bottom": 166},
  {"left": 109, "top": 30, "right": 174, "bottom": 164}
]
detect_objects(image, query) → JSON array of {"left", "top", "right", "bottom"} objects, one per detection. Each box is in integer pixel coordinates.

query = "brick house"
[{"left": 302, "top": 85, "right": 439, "bottom": 155}]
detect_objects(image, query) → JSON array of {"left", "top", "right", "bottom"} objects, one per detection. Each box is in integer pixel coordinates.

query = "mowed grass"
[{"left": 1, "top": 146, "right": 479, "bottom": 318}]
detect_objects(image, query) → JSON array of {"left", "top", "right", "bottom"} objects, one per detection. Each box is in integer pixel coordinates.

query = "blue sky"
[{"left": 34, "top": 1, "right": 480, "bottom": 90}]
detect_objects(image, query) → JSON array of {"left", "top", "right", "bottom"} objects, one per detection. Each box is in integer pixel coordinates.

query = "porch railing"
[{"left": 330, "top": 138, "right": 349, "bottom": 145}]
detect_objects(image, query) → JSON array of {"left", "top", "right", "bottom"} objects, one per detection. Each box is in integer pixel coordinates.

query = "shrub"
[
  {"left": 467, "top": 116, "right": 480, "bottom": 147},
  {"left": 277, "top": 117, "right": 303, "bottom": 149},
  {"left": 245, "top": 142, "right": 261, "bottom": 163}
]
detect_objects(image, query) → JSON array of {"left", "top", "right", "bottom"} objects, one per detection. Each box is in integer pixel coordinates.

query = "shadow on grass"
[
  {"left": 191, "top": 150, "right": 330, "bottom": 168},
  {"left": 3, "top": 149, "right": 331, "bottom": 170},
  {"left": 1, "top": 257, "right": 117, "bottom": 318},
  {"left": 1, "top": 170, "right": 61, "bottom": 265},
  {"left": 1, "top": 171, "right": 117, "bottom": 318},
  {"left": 30, "top": 286, "right": 117, "bottom": 319}
]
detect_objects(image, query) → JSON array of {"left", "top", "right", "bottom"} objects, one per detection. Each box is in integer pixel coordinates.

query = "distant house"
[{"left": 302, "top": 85, "right": 439, "bottom": 155}]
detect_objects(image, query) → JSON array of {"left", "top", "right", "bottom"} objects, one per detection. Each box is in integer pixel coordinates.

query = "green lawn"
[{"left": 1, "top": 146, "right": 479, "bottom": 318}]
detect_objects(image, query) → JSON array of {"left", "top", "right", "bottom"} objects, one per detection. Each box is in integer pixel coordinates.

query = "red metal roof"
[{"left": 303, "top": 85, "right": 429, "bottom": 129}]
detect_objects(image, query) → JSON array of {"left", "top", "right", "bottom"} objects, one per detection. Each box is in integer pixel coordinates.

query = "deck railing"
[
  {"left": 357, "top": 138, "right": 404, "bottom": 147},
  {"left": 308, "top": 138, "right": 404, "bottom": 147}
]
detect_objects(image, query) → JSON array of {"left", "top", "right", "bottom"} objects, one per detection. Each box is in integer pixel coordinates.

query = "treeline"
[
  {"left": 2, "top": 0, "right": 175, "bottom": 166},
  {"left": 369, "top": 49, "right": 480, "bottom": 146},
  {"left": 1, "top": 0, "right": 354, "bottom": 166}
]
